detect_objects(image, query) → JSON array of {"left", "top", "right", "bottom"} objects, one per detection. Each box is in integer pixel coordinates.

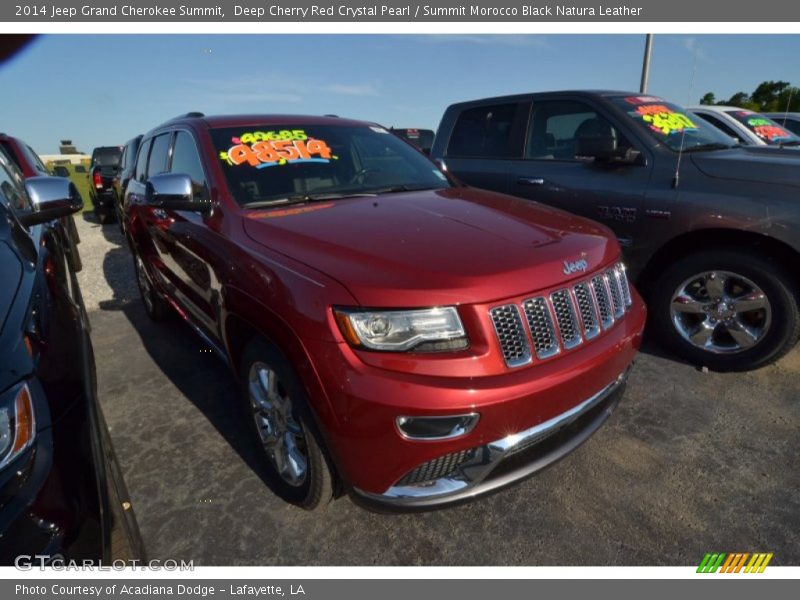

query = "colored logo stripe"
[{"left": 697, "top": 552, "right": 773, "bottom": 573}]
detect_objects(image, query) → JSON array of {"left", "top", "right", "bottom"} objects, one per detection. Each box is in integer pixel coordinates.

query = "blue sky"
[{"left": 2, "top": 34, "right": 799, "bottom": 154}]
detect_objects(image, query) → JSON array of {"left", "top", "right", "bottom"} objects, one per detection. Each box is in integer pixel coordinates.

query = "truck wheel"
[
  {"left": 650, "top": 248, "right": 799, "bottom": 371},
  {"left": 239, "top": 339, "right": 333, "bottom": 510},
  {"left": 134, "top": 255, "right": 169, "bottom": 321}
]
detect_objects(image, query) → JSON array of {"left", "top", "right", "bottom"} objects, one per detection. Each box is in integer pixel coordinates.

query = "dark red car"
[
  {"left": 0, "top": 133, "right": 82, "bottom": 272},
  {"left": 124, "top": 113, "right": 646, "bottom": 510}
]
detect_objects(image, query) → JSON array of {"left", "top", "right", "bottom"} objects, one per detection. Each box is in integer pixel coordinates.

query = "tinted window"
[
  {"left": 91, "top": 147, "right": 122, "bottom": 167},
  {"left": 134, "top": 138, "right": 152, "bottom": 182},
  {"left": 447, "top": 103, "right": 524, "bottom": 158},
  {"left": 693, "top": 113, "right": 742, "bottom": 142},
  {"left": 170, "top": 131, "right": 208, "bottom": 200},
  {"left": 210, "top": 124, "right": 449, "bottom": 206},
  {"left": 778, "top": 117, "right": 800, "bottom": 136},
  {"left": 147, "top": 134, "right": 172, "bottom": 178},
  {"left": 0, "top": 149, "right": 30, "bottom": 211},
  {"left": 526, "top": 100, "right": 632, "bottom": 160},
  {"left": 25, "top": 146, "right": 48, "bottom": 173}
]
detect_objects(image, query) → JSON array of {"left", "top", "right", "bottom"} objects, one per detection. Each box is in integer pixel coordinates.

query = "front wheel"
[
  {"left": 240, "top": 339, "right": 334, "bottom": 510},
  {"left": 650, "top": 248, "right": 799, "bottom": 371}
]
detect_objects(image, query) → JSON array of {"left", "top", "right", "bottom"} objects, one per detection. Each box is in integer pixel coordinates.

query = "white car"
[{"left": 688, "top": 105, "right": 800, "bottom": 147}]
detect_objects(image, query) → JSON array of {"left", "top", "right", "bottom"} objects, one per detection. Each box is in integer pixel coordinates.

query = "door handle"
[{"left": 517, "top": 177, "right": 545, "bottom": 186}]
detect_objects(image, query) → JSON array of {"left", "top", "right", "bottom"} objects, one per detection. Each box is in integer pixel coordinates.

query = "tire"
[
  {"left": 239, "top": 338, "right": 334, "bottom": 510},
  {"left": 133, "top": 255, "right": 169, "bottom": 321},
  {"left": 649, "top": 248, "right": 800, "bottom": 371}
]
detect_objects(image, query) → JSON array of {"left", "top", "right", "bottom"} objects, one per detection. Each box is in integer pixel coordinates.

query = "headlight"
[
  {"left": 334, "top": 307, "right": 468, "bottom": 352},
  {"left": 0, "top": 383, "right": 36, "bottom": 471}
]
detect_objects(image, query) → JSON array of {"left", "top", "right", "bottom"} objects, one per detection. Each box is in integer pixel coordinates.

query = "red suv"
[{"left": 124, "top": 113, "right": 646, "bottom": 510}]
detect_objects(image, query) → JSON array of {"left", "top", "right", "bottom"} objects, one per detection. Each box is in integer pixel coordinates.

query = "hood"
[
  {"left": 242, "top": 188, "right": 620, "bottom": 306},
  {"left": 691, "top": 146, "right": 800, "bottom": 188}
]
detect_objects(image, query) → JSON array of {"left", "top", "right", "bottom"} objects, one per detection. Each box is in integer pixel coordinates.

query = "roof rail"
[{"left": 167, "top": 112, "right": 205, "bottom": 122}]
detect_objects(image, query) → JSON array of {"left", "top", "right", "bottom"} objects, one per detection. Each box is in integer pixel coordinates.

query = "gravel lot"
[{"left": 76, "top": 214, "right": 800, "bottom": 566}]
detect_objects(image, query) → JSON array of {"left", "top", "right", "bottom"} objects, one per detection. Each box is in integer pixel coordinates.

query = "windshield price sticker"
[
  {"left": 220, "top": 130, "right": 337, "bottom": 168},
  {"left": 633, "top": 104, "right": 698, "bottom": 135}
]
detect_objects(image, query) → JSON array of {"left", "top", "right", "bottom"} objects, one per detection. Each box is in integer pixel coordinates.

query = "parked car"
[
  {"left": 112, "top": 135, "right": 142, "bottom": 231},
  {"left": 689, "top": 105, "right": 800, "bottom": 147},
  {"left": 0, "top": 148, "right": 143, "bottom": 564},
  {"left": 0, "top": 133, "right": 81, "bottom": 272},
  {"left": 124, "top": 113, "right": 646, "bottom": 511},
  {"left": 432, "top": 91, "right": 800, "bottom": 371},
  {"left": 763, "top": 112, "right": 800, "bottom": 137},
  {"left": 89, "top": 146, "right": 122, "bottom": 224},
  {"left": 391, "top": 128, "right": 435, "bottom": 154},
  {"left": 51, "top": 165, "right": 70, "bottom": 178}
]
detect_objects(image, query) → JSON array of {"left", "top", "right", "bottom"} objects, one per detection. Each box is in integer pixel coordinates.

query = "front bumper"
[{"left": 353, "top": 367, "right": 627, "bottom": 509}]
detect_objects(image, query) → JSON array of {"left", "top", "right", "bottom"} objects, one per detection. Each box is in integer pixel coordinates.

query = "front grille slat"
[
  {"left": 396, "top": 448, "right": 476, "bottom": 486},
  {"left": 550, "top": 289, "right": 583, "bottom": 349},
  {"left": 522, "top": 297, "right": 560, "bottom": 359},
  {"left": 591, "top": 275, "right": 615, "bottom": 329},
  {"left": 574, "top": 282, "right": 601, "bottom": 340},
  {"left": 606, "top": 270, "right": 625, "bottom": 319},
  {"left": 490, "top": 261, "right": 632, "bottom": 368},
  {"left": 616, "top": 264, "right": 633, "bottom": 307},
  {"left": 490, "top": 305, "right": 532, "bottom": 368}
]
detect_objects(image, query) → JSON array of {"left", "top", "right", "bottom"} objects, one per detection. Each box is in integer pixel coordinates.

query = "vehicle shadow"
[{"left": 91, "top": 246, "right": 275, "bottom": 493}]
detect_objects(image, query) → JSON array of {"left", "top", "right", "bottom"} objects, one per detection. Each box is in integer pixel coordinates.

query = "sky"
[{"left": 1, "top": 34, "right": 799, "bottom": 154}]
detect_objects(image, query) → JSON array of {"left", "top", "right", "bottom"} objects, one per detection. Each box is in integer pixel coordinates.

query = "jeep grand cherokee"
[{"left": 123, "top": 113, "right": 646, "bottom": 510}]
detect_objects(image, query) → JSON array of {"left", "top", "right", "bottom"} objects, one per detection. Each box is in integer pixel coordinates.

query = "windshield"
[
  {"left": 211, "top": 123, "right": 450, "bottom": 206},
  {"left": 724, "top": 110, "right": 800, "bottom": 145},
  {"left": 92, "top": 147, "right": 121, "bottom": 166},
  {"left": 610, "top": 95, "right": 737, "bottom": 151}
]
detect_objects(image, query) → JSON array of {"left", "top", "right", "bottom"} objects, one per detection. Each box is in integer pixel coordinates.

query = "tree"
[
  {"left": 699, "top": 92, "right": 716, "bottom": 105},
  {"left": 701, "top": 80, "right": 800, "bottom": 111}
]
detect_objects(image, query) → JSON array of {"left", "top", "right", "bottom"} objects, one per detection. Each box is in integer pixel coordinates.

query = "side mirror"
[
  {"left": 145, "top": 173, "right": 211, "bottom": 213},
  {"left": 18, "top": 176, "right": 83, "bottom": 226},
  {"left": 575, "top": 135, "right": 641, "bottom": 165}
]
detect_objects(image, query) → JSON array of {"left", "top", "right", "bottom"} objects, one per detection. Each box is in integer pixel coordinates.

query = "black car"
[
  {"left": 112, "top": 135, "right": 141, "bottom": 231},
  {"left": 0, "top": 148, "right": 143, "bottom": 564},
  {"left": 433, "top": 90, "right": 800, "bottom": 371},
  {"left": 89, "top": 146, "right": 122, "bottom": 224}
]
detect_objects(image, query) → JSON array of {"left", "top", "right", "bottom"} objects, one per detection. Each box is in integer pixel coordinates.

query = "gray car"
[{"left": 432, "top": 90, "right": 800, "bottom": 371}]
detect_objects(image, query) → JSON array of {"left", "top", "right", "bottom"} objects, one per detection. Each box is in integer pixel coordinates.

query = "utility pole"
[{"left": 640, "top": 34, "right": 653, "bottom": 93}]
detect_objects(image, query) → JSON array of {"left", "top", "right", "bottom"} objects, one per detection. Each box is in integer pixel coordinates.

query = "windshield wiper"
[
  {"left": 242, "top": 192, "right": 377, "bottom": 209},
  {"left": 683, "top": 142, "right": 737, "bottom": 153},
  {"left": 367, "top": 184, "right": 442, "bottom": 195}
]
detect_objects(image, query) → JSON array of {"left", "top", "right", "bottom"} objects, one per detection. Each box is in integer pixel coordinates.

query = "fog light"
[{"left": 396, "top": 413, "right": 479, "bottom": 440}]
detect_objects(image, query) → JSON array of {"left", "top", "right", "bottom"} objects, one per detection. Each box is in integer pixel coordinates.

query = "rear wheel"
[
  {"left": 239, "top": 339, "right": 333, "bottom": 510},
  {"left": 134, "top": 255, "right": 169, "bottom": 321},
  {"left": 650, "top": 248, "right": 799, "bottom": 371}
]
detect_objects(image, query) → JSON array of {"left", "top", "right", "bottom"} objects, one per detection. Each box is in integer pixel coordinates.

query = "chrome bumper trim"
[{"left": 354, "top": 366, "right": 630, "bottom": 509}]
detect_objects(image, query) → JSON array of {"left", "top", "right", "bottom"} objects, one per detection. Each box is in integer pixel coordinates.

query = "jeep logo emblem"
[{"left": 563, "top": 259, "right": 589, "bottom": 276}]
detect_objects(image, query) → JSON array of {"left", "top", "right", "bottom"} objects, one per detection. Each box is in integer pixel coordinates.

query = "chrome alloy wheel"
[
  {"left": 135, "top": 256, "right": 155, "bottom": 313},
  {"left": 670, "top": 270, "right": 771, "bottom": 354},
  {"left": 248, "top": 363, "right": 308, "bottom": 487}
]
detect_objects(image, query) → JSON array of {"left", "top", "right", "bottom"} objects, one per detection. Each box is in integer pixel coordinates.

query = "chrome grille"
[
  {"left": 616, "top": 264, "right": 633, "bottom": 307},
  {"left": 591, "top": 275, "right": 615, "bottom": 329},
  {"left": 574, "top": 282, "right": 600, "bottom": 340},
  {"left": 491, "top": 262, "right": 633, "bottom": 367},
  {"left": 606, "top": 269, "right": 625, "bottom": 318},
  {"left": 550, "top": 289, "right": 582, "bottom": 349},
  {"left": 522, "top": 297, "right": 559, "bottom": 359},
  {"left": 489, "top": 305, "right": 531, "bottom": 367}
]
